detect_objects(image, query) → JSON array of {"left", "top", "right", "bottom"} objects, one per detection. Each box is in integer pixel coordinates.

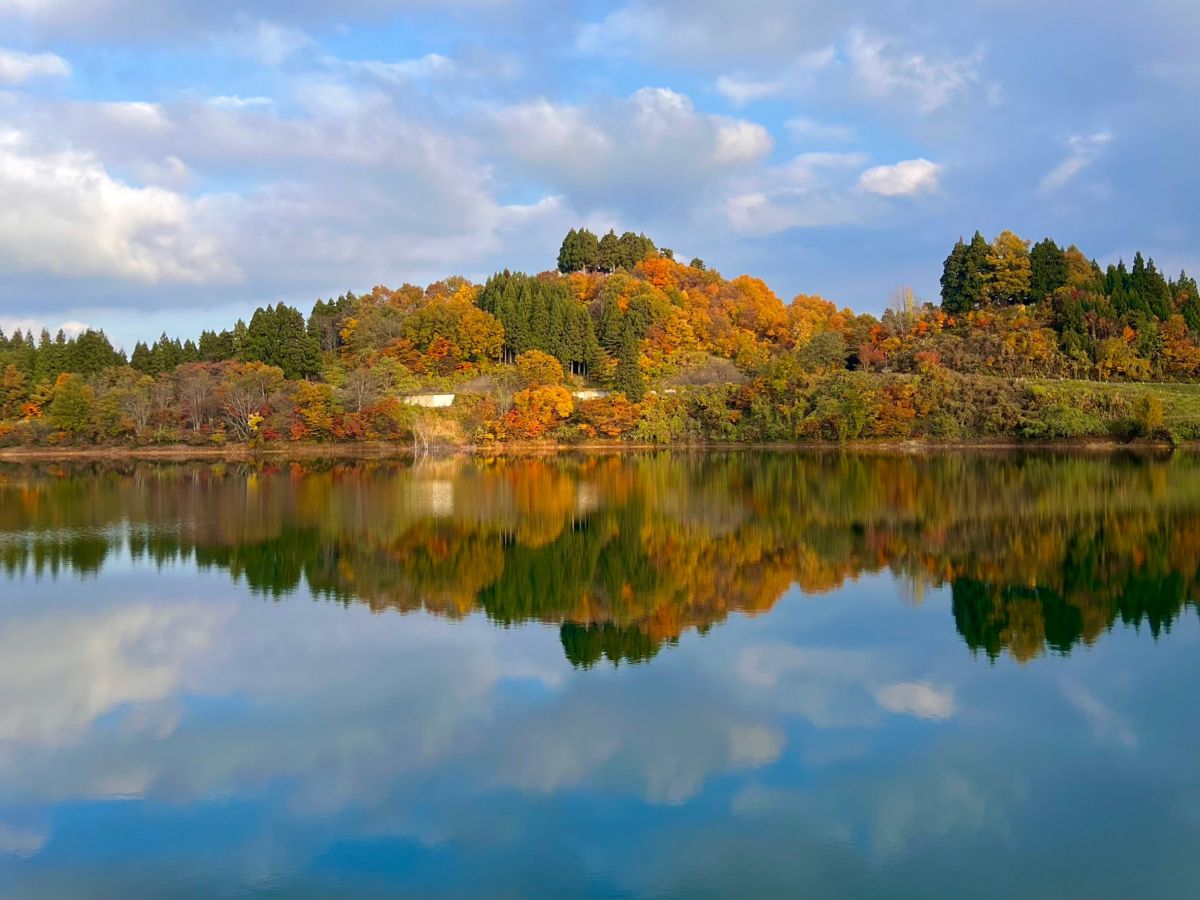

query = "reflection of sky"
[{"left": 1, "top": 565, "right": 1198, "bottom": 898}]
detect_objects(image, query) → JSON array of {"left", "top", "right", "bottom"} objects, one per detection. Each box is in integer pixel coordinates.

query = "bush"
[
  {"left": 1021, "top": 403, "right": 1102, "bottom": 440},
  {"left": 1136, "top": 394, "right": 1166, "bottom": 438}
]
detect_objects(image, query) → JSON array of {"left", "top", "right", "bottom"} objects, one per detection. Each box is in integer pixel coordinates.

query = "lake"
[{"left": 0, "top": 452, "right": 1198, "bottom": 898}]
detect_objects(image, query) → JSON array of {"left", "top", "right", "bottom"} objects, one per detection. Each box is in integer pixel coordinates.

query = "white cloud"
[
  {"left": 98, "top": 100, "right": 168, "bottom": 131},
  {"left": 578, "top": 1, "right": 845, "bottom": 64},
  {"left": 1039, "top": 130, "right": 1112, "bottom": 193},
  {"left": 345, "top": 53, "right": 455, "bottom": 85},
  {"left": 726, "top": 152, "right": 868, "bottom": 235},
  {"left": 847, "top": 28, "right": 980, "bottom": 114},
  {"left": 714, "top": 46, "right": 835, "bottom": 106},
  {"left": 0, "top": 129, "right": 237, "bottom": 284},
  {"left": 491, "top": 87, "right": 772, "bottom": 216},
  {"left": 713, "top": 120, "right": 774, "bottom": 165},
  {"left": 785, "top": 116, "right": 854, "bottom": 144},
  {"left": 0, "top": 603, "right": 225, "bottom": 754},
  {"left": 858, "top": 158, "right": 941, "bottom": 196},
  {"left": 1060, "top": 680, "right": 1137, "bottom": 748},
  {"left": 0, "top": 48, "right": 71, "bottom": 85},
  {"left": 1, "top": 1, "right": 490, "bottom": 41},
  {"left": 225, "top": 19, "right": 314, "bottom": 65},
  {"left": 875, "top": 682, "right": 955, "bottom": 720},
  {"left": 0, "top": 822, "right": 47, "bottom": 858},
  {"left": 715, "top": 74, "right": 784, "bottom": 106},
  {"left": 207, "top": 95, "right": 273, "bottom": 109}
]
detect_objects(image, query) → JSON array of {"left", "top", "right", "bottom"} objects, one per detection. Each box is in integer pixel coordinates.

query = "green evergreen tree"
[
  {"left": 1141, "top": 257, "right": 1173, "bottom": 320},
  {"left": 618, "top": 231, "right": 656, "bottom": 268},
  {"left": 130, "top": 341, "right": 152, "bottom": 373},
  {"left": 243, "top": 304, "right": 321, "bottom": 379},
  {"left": 1029, "top": 238, "right": 1068, "bottom": 300},
  {"left": 612, "top": 325, "right": 645, "bottom": 402},
  {"left": 1175, "top": 271, "right": 1200, "bottom": 332},
  {"left": 597, "top": 294, "right": 624, "bottom": 355},
  {"left": 577, "top": 229, "right": 599, "bottom": 271},
  {"left": 68, "top": 329, "right": 123, "bottom": 376},
  {"left": 940, "top": 238, "right": 968, "bottom": 312},
  {"left": 961, "top": 231, "right": 991, "bottom": 309},
  {"left": 33, "top": 329, "right": 65, "bottom": 384},
  {"left": 557, "top": 228, "right": 580, "bottom": 273},
  {"left": 597, "top": 229, "right": 621, "bottom": 273}
]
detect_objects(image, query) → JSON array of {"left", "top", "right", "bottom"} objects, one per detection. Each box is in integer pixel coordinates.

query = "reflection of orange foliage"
[{"left": 6, "top": 455, "right": 1199, "bottom": 668}]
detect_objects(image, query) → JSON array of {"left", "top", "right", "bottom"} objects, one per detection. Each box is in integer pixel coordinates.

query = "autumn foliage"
[{"left": 4, "top": 227, "right": 1200, "bottom": 449}]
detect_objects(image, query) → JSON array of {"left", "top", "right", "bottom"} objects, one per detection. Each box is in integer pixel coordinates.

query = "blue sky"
[{"left": 0, "top": 0, "right": 1198, "bottom": 350}]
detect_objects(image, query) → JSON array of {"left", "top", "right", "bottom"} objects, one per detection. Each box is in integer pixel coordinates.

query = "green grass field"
[{"left": 1032, "top": 379, "right": 1200, "bottom": 436}]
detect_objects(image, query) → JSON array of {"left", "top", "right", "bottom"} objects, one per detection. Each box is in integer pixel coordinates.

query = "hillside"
[{"left": 3, "top": 228, "right": 1200, "bottom": 449}]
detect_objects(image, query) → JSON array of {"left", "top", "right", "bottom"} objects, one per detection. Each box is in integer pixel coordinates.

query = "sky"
[{"left": 0, "top": 0, "right": 1198, "bottom": 350}]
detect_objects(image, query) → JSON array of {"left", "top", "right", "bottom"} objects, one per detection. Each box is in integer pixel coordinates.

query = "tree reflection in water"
[{"left": 1, "top": 451, "right": 1197, "bottom": 664}]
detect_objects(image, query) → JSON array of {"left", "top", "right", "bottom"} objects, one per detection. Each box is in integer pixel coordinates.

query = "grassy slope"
[{"left": 1031, "top": 379, "right": 1200, "bottom": 433}]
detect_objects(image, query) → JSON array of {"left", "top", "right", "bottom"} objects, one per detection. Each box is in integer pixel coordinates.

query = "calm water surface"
[{"left": 0, "top": 452, "right": 1198, "bottom": 898}]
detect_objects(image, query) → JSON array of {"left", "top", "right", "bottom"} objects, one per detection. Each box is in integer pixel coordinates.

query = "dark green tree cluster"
[
  {"left": 560, "top": 622, "right": 664, "bottom": 668},
  {"left": 557, "top": 228, "right": 657, "bottom": 274},
  {"left": 131, "top": 333, "right": 200, "bottom": 375},
  {"left": 939, "top": 231, "right": 993, "bottom": 313},
  {"left": 242, "top": 304, "right": 322, "bottom": 380},
  {"left": 593, "top": 290, "right": 658, "bottom": 402},
  {"left": 941, "top": 231, "right": 1197, "bottom": 321},
  {"left": 1, "top": 327, "right": 125, "bottom": 382},
  {"left": 478, "top": 272, "right": 601, "bottom": 375},
  {"left": 308, "top": 293, "right": 358, "bottom": 352},
  {"left": 196, "top": 319, "right": 254, "bottom": 363}
]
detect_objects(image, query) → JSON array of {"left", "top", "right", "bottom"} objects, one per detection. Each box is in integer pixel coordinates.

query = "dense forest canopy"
[{"left": 3, "top": 227, "right": 1200, "bottom": 448}]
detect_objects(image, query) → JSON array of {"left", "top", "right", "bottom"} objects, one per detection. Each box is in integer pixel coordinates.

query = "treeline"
[
  {"left": 4, "top": 226, "right": 1200, "bottom": 448},
  {"left": 556, "top": 228, "right": 662, "bottom": 274},
  {"left": 940, "top": 230, "right": 1200, "bottom": 378}
]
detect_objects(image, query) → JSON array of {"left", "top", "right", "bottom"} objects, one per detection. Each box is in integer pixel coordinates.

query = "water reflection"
[
  {"left": 1, "top": 453, "right": 1199, "bottom": 897},
  {"left": 2, "top": 452, "right": 1197, "bottom": 664}
]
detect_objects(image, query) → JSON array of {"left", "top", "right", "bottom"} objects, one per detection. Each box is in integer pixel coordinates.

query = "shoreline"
[{"left": 0, "top": 438, "right": 1188, "bottom": 462}]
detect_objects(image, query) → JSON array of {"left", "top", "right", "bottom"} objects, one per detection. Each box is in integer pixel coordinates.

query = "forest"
[{"left": 4, "top": 227, "right": 1200, "bottom": 449}]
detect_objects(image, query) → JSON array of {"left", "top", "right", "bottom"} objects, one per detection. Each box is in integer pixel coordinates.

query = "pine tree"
[
  {"left": 577, "top": 229, "right": 599, "bottom": 271},
  {"left": 1137, "top": 256, "right": 1173, "bottom": 320},
  {"left": 597, "top": 294, "right": 624, "bottom": 354},
  {"left": 33, "top": 329, "right": 65, "bottom": 384},
  {"left": 1029, "top": 238, "right": 1067, "bottom": 301},
  {"left": 69, "top": 329, "right": 123, "bottom": 376},
  {"left": 244, "top": 304, "right": 320, "bottom": 379},
  {"left": 612, "top": 326, "right": 645, "bottom": 402},
  {"left": 557, "top": 228, "right": 580, "bottom": 273},
  {"left": 618, "top": 232, "right": 656, "bottom": 269},
  {"left": 960, "top": 231, "right": 991, "bottom": 310},
  {"left": 598, "top": 230, "right": 621, "bottom": 272},
  {"left": 940, "top": 238, "right": 968, "bottom": 312},
  {"left": 1175, "top": 271, "right": 1200, "bottom": 332},
  {"left": 130, "top": 341, "right": 152, "bottom": 373}
]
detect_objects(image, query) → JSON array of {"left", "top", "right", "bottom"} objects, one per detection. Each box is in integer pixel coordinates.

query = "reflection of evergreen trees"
[
  {"left": 560, "top": 622, "right": 666, "bottom": 668},
  {"left": 954, "top": 570, "right": 1199, "bottom": 663},
  {"left": 2, "top": 453, "right": 1200, "bottom": 665}
]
